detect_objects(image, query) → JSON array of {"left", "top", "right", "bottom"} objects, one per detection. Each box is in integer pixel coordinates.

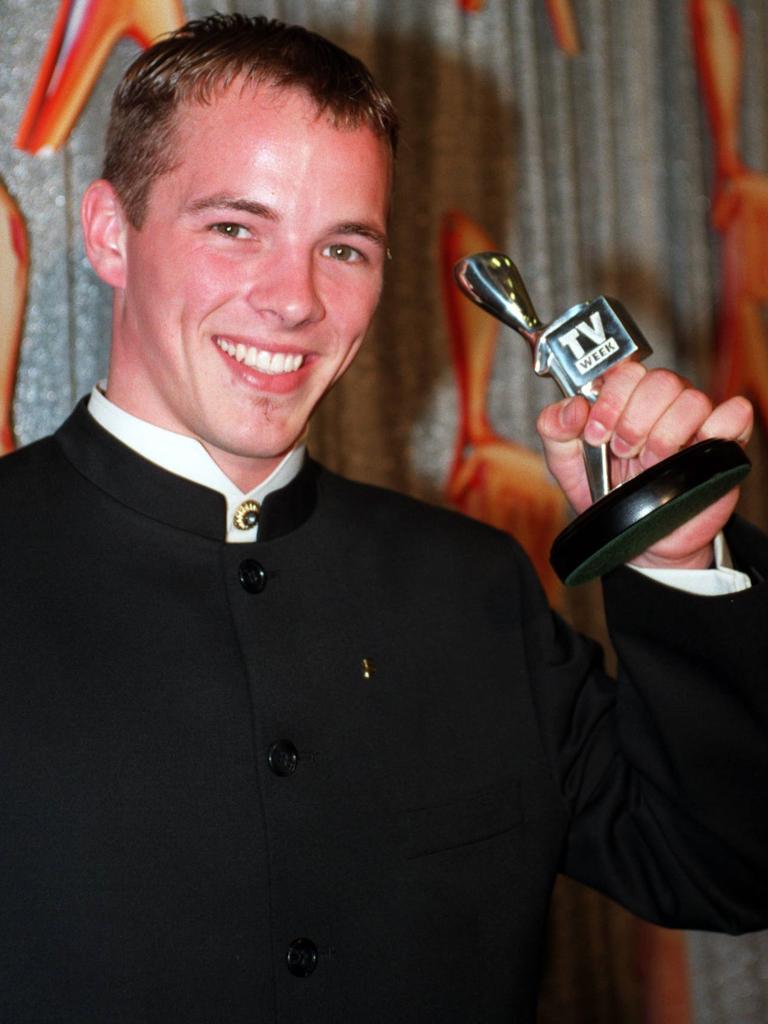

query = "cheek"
[
  {"left": 326, "top": 275, "right": 382, "bottom": 331},
  {"left": 329, "top": 322, "right": 368, "bottom": 382},
  {"left": 125, "top": 239, "right": 186, "bottom": 309},
  {"left": 177, "top": 252, "right": 243, "bottom": 313}
]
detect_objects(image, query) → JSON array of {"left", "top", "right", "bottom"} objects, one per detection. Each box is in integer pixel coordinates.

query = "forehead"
[{"left": 155, "top": 82, "right": 392, "bottom": 208}]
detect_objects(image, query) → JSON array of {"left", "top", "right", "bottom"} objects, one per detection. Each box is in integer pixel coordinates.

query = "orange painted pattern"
[
  {"left": 457, "top": 0, "right": 580, "bottom": 54},
  {"left": 441, "top": 211, "right": 565, "bottom": 603},
  {"left": 16, "top": 0, "right": 185, "bottom": 154},
  {"left": 544, "top": 0, "right": 581, "bottom": 55},
  {"left": 636, "top": 924, "right": 692, "bottom": 1024},
  {"left": 0, "top": 182, "right": 28, "bottom": 454},
  {"left": 691, "top": 0, "right": 768, "bottom": 427}
]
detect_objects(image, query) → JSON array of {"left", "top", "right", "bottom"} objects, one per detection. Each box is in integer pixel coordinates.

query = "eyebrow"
[
  {"left": 184, "top": 195, "right": 387, "bottom": 247},
  {"left": 184, "top": 194, "right": 279, "bottom": 221},
  {"left": 334, "top": 222, "right": 387, "bottom": 249}
]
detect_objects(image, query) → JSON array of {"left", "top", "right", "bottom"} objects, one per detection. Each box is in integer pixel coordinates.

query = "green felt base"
[{"left": 550, "top": 439, "right": 750, "bottom": 586}]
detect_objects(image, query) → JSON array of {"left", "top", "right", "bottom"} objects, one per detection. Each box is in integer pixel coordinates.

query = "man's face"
[{"left": 98, "top": 84, "right": 391, "bottom": 488}]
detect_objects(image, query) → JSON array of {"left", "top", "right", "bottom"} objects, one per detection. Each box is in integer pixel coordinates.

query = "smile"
[{"left": 215, "top": 337, "right": 305, "bottom": 375}]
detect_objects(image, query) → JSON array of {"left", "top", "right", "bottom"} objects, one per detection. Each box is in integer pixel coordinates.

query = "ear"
[{"left": 81, "top": 179, "right": 128, "bottom": 289}]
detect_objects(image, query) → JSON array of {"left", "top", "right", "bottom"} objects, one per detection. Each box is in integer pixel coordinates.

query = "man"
[{"left": 0, "top": 14, "right": 766, "bottom": 1023}]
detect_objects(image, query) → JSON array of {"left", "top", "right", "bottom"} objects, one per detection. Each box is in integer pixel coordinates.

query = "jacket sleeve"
[{"left": 521, "top": 515, "right": 768, "bottom": 933}]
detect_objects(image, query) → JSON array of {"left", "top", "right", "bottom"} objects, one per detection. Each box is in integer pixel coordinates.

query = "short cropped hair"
[{"left": 102, "top": 13, "right": 399, "bottom": 227}]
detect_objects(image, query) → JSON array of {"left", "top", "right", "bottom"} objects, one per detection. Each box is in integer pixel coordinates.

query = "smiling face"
[{"left": 83, "top": 83, "right": 391, "bottom": 489}]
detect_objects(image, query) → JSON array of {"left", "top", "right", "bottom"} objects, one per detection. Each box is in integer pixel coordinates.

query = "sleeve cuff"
[{"left": 630, "top": 533, "right": 752, "bottom": 596}]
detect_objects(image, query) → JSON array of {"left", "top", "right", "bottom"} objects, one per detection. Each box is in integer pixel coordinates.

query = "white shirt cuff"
[{"left": 631, "top": 533, "right": 751, "bottom": 596}]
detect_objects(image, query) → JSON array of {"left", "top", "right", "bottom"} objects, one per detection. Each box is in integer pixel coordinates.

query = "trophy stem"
[{"left": 583, "top": 442, "right": 611, "bottom": 503}]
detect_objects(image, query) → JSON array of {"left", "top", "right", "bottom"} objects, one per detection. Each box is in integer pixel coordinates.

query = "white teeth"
[{"left": 216, "top": 338, "right": 305, "bottom": 375}]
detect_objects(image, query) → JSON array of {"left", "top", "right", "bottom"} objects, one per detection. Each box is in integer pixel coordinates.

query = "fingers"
[
  {"left": 586, "top": 365, "right": 696, "bottom": 462},
  {"left": 638, "top": 387, "right": 712, "bottom": 464},
  {"left": 536, "top": 360, "right": 754, "bottom": 524},
  {"left": 583, "top": 361, "right": 647, "bottom": 448},
  {"left": 584, "top": 363, "right": 749, "bottom": 469},
  {"left": 697, "top": 394, "right": 753, "bottom": 445}
]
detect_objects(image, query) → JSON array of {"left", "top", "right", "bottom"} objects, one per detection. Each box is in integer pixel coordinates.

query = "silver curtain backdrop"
[{"left": 1, "top": 1, "right": 767, "bottom": 1020}]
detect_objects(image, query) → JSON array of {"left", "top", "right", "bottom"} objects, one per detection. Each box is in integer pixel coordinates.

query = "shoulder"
[
  {"left": 313, "top": 462, "right": 533, "bottom": 569},
  {"left": 0, "top": 433, "right": 61, "bottom": 487},
  {"left": 310, "top": 463, "right": 552, "bottom": 638},
  {"left": 0, "top": 434, "right": 67, "bottom": 531}
]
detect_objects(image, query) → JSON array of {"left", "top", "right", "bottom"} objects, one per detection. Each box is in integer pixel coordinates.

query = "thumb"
[
  {"left": 537, "top": 395, "right": 590, "bottom": 443},
  {"left": 537, "top": 396, "right": 593, "bottom": 512}
]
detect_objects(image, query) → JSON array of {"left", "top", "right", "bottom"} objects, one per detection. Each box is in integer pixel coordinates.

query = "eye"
[
  {"left": 211, "top": 222, "right": 250, "bottom": 239},
  {"left": 322, "top": 243, "right": 364, "bottom": 263}
]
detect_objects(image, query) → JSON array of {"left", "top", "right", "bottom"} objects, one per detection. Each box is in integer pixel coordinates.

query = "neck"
[
  {"left": 200, "top": 445, "right": 286, "bottom": 492},
  {"left": 101, "top": 378, "right": 294, "bottom": 494}
]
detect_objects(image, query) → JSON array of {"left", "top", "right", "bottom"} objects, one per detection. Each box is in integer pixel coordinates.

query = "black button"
[
  {"left": 268, "top": 740, "right": 299, "bottom": 777},
  {"left": 239, "top": 559, "right": 267, "bottom": 593},
  {"left": 286, "top": 938, "right": 318, "bottom": 977}
]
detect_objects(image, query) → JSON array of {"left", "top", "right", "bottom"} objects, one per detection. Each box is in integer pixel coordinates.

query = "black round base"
[{"left": 550, "top": 438, "right": 751, "bottom": 586}]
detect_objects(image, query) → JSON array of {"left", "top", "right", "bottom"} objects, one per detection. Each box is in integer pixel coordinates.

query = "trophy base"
[{"left": 550, "top": 439, "right": 751, "bottom": 586}]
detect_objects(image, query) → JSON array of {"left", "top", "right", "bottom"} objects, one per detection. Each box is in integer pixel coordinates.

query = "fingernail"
[
  {"left": 611, "top": 435, "right": 634, "bottom": 457},
  {"left": 584, "top": 419, "right": 609, "bottom": 445},
  {"left": 558, "top": 398, "right": 577, "bottom": 429}
]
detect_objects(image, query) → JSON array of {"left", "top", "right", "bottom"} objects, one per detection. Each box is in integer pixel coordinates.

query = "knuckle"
[
  {"left": 684, "top": 388, "right": 713, "bottom": 418},
  {"left": 615, "top": 408, "right": 651, "bottom": 446},
  {"left": 592, "top": 390, "right": 625, "bottom": 427},
  {"left": 645, "top": 368, "right": 683, "bottom": 395},
  {"left": 645, "top": 427, "right": 680, "bottom": 458},
  {"left": 615, "top": 420, "right": 644, "bottom": 447},
  {"left": 595, "top": 363, "right": 645, "bottom": 418},
  {"left": 605, "top": 360, "right": 645, "bottom": 386}
]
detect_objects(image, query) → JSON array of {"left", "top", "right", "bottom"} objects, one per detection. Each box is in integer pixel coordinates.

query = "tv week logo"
[
  {"left": 558, "top": 312, "right": 619, "bottom": 374},
  {"left": 545, "top": 296, "right": 648, "bottom": 391}
]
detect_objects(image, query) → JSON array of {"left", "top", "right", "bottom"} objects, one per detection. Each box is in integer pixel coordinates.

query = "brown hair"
[{"left": 102, "top": 13, "right": 399, "bottom": 227}]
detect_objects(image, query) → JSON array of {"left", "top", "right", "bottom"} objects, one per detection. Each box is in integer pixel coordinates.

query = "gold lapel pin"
[
  {"left": 361, "top": 658, "right": 376, "bottom": 680},
  {"left": 233, "top": 499, "right": 260, "bottom": 531}
]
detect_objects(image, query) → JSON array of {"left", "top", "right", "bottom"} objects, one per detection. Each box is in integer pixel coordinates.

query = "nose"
[{"left": 246, "top": 250, "right": 325, "bottom": 327}]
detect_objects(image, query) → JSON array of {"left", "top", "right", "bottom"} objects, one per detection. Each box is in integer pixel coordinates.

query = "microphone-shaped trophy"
[{"left": 453, "top": 253, "right": 750, "bottom": 585}]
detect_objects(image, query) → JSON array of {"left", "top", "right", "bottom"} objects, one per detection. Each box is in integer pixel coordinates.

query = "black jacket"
[{"left": 1, "top": 400, "right": 767, "bottom": 1023}]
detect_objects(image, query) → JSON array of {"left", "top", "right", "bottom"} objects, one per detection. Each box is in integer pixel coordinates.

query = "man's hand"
[{"left": 536, "top": 362, "right": 753, "bottom": 571}]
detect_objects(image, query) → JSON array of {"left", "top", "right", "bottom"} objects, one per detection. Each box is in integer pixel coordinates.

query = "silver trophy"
[{"left": 454, "top": 253, "right": 750, "bottom": 584}]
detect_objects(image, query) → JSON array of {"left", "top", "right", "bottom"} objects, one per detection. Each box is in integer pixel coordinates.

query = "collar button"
[{"left": 233, "top": 499, "right": 260, "bottom": 531}]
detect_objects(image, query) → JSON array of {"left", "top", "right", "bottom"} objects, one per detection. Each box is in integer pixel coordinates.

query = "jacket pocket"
[{"left": 403, "top": 777, "right": 522, "bottom": 858}]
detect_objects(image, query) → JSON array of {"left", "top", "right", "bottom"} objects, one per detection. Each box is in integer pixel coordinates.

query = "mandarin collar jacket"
[{"left": 1, "top": 400, "right": 767, "bottom": 1022}]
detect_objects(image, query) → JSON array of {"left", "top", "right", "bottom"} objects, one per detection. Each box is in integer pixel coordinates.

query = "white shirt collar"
[{"left": 88, "top": 385, "right": 306, "bottom": 542}]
